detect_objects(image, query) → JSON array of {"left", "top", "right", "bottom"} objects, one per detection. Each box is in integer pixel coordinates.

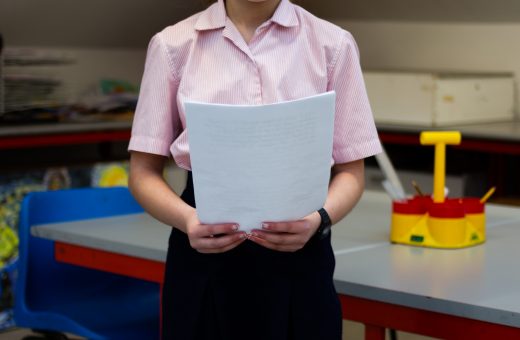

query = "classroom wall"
[
  {"left": 4, "top": 48, "right": 146, "bottom": 103},
  {"left": 3, "top": 0, "right": 520, "bottom": 116},
  {"left": 30, "top": 21, "right": 520, "bottom": 115},
  {"left": 0, "top": 0, "right": 172, "bottom": 102},
  {"left": 299, "top": 0, "right": 520, "bottom": 23},
  {"left": 334, "top": 20, "right": 520, "bottom": 116},
  {"left": 0, "top": 0, "right": 202, "bottom": 48}
]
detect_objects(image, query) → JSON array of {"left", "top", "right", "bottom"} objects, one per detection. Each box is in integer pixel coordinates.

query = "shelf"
[{"left": 0, "top": 121, "right": 131, "bottom": 149}]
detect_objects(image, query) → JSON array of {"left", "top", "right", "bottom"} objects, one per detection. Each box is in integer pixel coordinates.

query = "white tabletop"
[
  {"left": 331, "top": 192, "right": 520, "bottom": 328},
  {"left": 32, "top": 212, "right": 171, "bottom": 262},
  {"left": 30, "top": 191, "right": 396, "bottom": 262},
  {"left": 31, "top": 190, "right": 520, "bottom": 327}
]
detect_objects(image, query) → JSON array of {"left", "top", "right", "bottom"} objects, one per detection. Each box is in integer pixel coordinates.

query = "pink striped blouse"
[{"left": 128, "top": 0, "right": 382, "bottom": 170}]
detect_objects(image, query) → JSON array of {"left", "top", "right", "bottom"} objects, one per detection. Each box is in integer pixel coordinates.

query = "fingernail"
[
  {"left": 232, "top": 224, "right": 239, "bottom": 231},
  {"left": 262, "top": 223, "right": 269, "bottom": 230},
  {"left": 251, "top": 231, "right": 258, "bottom": 237},
  {"left": 239, "top": 233, "right": 247, "bottom": 239}
]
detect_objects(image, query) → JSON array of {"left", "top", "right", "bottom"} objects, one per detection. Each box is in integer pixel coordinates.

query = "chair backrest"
[{"left": 14, "top": 187, "right": 159, "bottom": 339}]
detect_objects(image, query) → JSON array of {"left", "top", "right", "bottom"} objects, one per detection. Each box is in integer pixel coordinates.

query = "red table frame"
[
  {"left": 0, "top": 130, "right": 132, "bottom": 150},
  {"left": 2, "top": 129, "right": 517, "bottom": 154},
  {"left": 54, "top": 242, "right": 520, "bottom": 340},
  {"left": 378, "top": 131, "right": 520, "bottom": 156}
]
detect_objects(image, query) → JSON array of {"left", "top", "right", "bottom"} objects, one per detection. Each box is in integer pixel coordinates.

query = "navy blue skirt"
[{"left": 162, "top": 172, "right": 342, "bottom": 340}]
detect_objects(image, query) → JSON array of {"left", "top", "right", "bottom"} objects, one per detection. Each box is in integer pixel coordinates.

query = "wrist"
[
  {"left": 180, "top": 206, "right": 197, "bottom": 233},
  {"left": 308, "top": 210, "right": 321, "bottom": 232}
]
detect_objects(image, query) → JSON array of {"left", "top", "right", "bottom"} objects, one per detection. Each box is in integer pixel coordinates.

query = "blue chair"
[{"left": 14, "top": 187, "right": 160, "bottom": 339}]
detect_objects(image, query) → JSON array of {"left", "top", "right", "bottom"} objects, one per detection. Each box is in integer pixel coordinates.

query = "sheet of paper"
[{"left": 185, "top": 92, "right": 336, "bottom": 232}]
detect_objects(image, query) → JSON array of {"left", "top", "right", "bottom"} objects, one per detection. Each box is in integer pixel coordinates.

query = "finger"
[
  {"left": 200, "top": 237, "right": 247, "bottom": 254},
  {"left": 194, "top": 223, "right": 239, "bottom": 238},
  {"left": 262, "top": 220, "right": 310, "bottom": 234},
  {"left": 251, "top": 230, "right": 303, "bottom": 246},
  {"left": 194, "top": 232, "right": 247, "bottom": 251},
  {"left": 248, "top": 235, "right": 302, "bottom": 252}
]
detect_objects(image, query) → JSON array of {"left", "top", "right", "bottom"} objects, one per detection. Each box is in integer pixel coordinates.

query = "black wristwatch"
[{"left": 314, "top": 208, "right": 332, "bottom": 240}]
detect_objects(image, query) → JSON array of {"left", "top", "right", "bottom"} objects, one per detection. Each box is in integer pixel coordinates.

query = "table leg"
[{"left": 365, "top": 324, "right": 385, "bottom": 340}]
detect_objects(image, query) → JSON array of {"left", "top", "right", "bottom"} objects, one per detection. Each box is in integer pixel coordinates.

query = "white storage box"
[{"left": 364, "top": 71, "right": 515, "bottom": 126}]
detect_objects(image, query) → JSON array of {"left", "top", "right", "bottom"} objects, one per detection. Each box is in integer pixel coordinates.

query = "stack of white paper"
[{"left": 185, "top": 92, "right": 335, "bottom": 232}]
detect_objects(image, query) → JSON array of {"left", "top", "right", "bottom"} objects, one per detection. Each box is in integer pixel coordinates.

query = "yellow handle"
[
  {"left": 420, "top": 131, "right": 462, "bottom": 203},
  {"left": 420, "top": 131, "right": 461, "bottom": 145}
]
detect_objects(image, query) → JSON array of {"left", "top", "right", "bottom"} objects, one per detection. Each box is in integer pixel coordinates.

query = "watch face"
[{"left": 320, "top": 226, "right": 331, "bottom": 239}]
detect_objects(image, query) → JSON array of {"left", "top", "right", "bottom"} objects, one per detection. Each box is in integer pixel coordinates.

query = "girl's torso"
[{"left": 157, "top": 0, "right": 349, "bottom": 169}]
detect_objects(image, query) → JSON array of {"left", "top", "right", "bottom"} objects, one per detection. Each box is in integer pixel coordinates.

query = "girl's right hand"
[{"left": 184, "top": 211, "right": 247, "bottom": 254}]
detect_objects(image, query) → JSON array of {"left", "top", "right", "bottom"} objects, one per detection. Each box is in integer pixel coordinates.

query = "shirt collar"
[
  {"left": 195, "top": 0, "right": 299, "bottom": 31},
  {"left": 271, "top": 0, "right": 299, "bottom": 28}
]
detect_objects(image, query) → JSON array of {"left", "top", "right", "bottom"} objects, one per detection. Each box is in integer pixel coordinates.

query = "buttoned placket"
[{"left": 222, "top": 19, "right": 272, "bottom": 105}]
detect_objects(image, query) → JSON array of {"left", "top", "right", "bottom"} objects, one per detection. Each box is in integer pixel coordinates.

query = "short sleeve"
[
  {"left": 128, "top": 33, "right": 181, "bottom": 156},
  {"left": 328, "top": 32, "right": 382, "bottom": 164}
]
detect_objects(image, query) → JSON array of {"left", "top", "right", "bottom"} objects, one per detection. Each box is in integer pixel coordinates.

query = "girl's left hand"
[{"left": 248, "top": 211, "right": 321, "bottom": 252}]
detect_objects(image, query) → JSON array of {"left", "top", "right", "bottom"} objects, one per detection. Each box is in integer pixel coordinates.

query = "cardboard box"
[{"left": 364, "top": 71, "right": 515, "bottom": 126}]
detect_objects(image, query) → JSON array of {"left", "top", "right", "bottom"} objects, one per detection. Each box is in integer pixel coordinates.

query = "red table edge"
[
  {"left": 379, "top": 131, "right": 520, "bottom": 155},
  {"left": 0, "top": 130, "right": 131, "bottom": 149},
  {"left": 54, "top": 241, "right": 165, "bottom": 283},
  {"left": 2, "top": 129, "right": 518, "bottom": 155},
  {"left": 54, "top": 242, "right": 520, "bottom": 340},
  {"left": 340, "top": 295, "right": 520, "bottom": 340}
]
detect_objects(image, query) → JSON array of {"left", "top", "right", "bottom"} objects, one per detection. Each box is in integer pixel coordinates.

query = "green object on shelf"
[{"left": 100, "top": 79, "right": 138, "bottom": 95}]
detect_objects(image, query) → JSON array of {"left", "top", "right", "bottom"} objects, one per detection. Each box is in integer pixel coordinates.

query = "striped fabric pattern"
[{"left": 128, "top": 0, "right": 382, "bottom": 170}]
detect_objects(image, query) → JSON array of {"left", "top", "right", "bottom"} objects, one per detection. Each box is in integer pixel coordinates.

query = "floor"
[{"left": 0, "top": 321, "right": 437, "bottom": 339}]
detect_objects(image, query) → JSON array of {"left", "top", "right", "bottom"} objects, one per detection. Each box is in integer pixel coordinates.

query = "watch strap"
[{"left": 315, "top": 208, "right": 332, "bottom": 240}]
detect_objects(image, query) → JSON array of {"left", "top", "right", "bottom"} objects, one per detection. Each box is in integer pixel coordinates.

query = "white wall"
[{"left": 335, "top": 20, "right": 520, "bottom": 116}]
